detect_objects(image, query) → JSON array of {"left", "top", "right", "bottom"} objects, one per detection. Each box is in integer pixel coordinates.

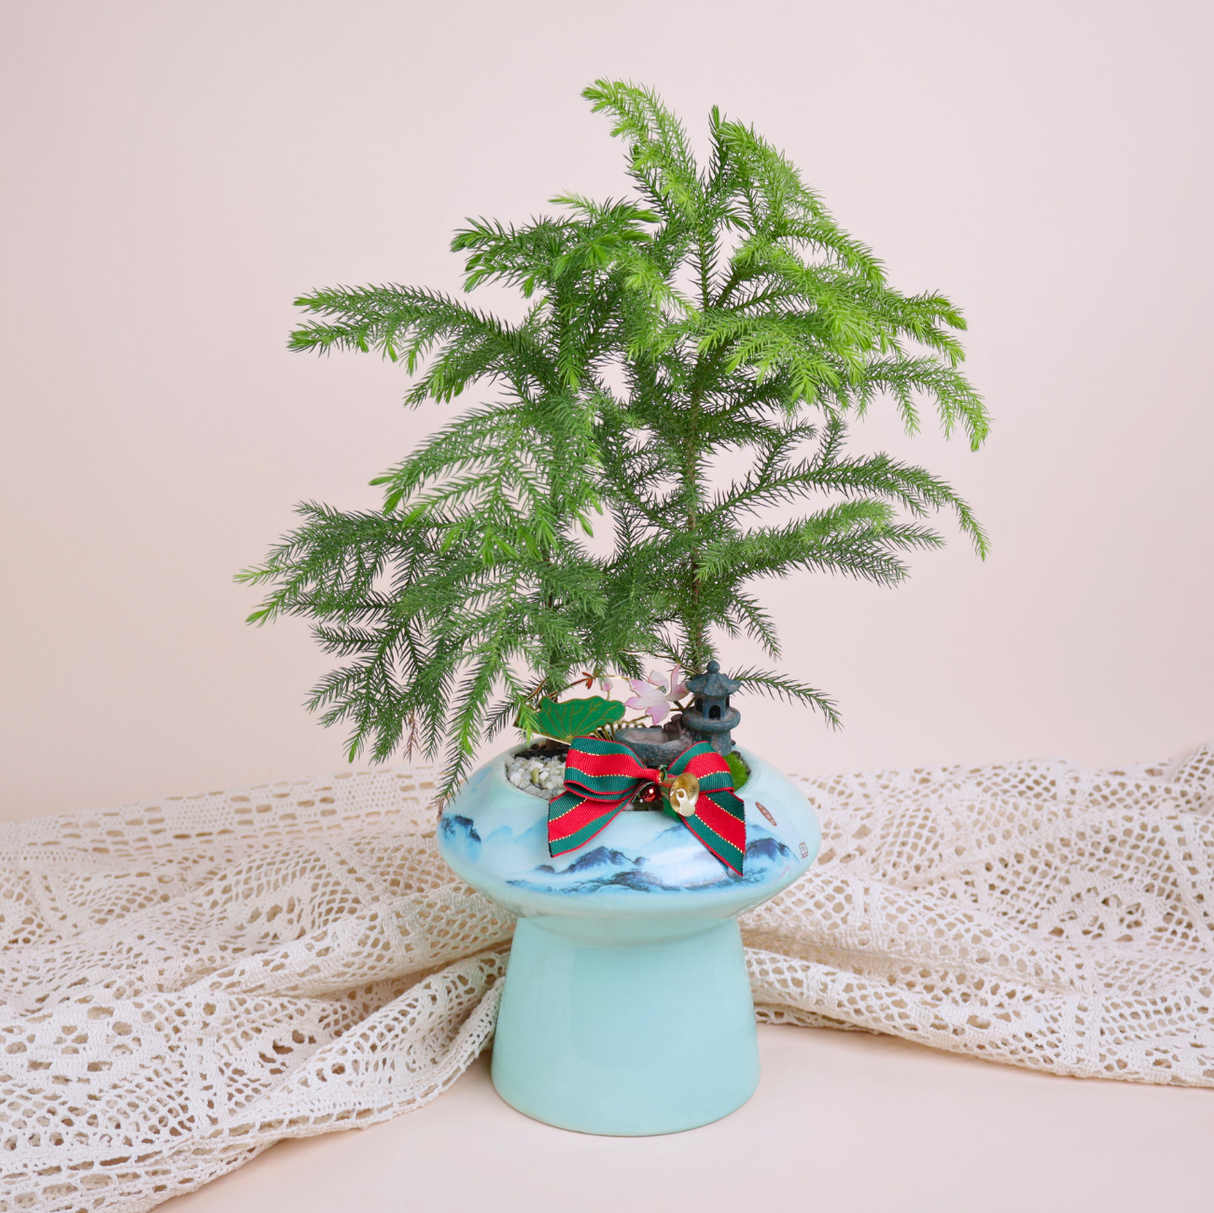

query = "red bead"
[{"left": 637, "top": 782, "right": 660, "bottom": 805}]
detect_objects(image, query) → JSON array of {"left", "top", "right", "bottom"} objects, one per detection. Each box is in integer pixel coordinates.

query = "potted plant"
[{"left": 242, "top": 80, "right": 988, "bottom": 1134}]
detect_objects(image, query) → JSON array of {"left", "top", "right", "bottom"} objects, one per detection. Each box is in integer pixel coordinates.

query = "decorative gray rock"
[{"left": 615, "top": 725, "right": 692, "bottom": 769}]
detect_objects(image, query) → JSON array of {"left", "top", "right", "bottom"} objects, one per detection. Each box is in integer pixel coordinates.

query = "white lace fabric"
[{"left": 2, "top": 745, "right": 1212, "bottom": 1210}]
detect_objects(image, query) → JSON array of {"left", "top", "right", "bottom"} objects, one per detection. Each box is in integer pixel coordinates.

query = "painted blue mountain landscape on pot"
[{"left": 440, "top": 811, "right": 795, "bottom": 895}]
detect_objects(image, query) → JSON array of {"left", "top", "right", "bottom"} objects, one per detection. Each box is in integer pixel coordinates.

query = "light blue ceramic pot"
[{"left": 438, "top": 745, "right": 820, "bottom": 1135}]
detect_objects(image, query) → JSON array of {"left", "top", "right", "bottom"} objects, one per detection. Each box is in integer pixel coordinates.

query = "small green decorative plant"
[{"left": 240, "top": 80, "right": 989, "bottom": 796}]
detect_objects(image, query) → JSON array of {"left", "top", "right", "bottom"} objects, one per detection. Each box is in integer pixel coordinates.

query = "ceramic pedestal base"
[{"left": 492, "top": 916, "right": 758, "bottom": 1135}]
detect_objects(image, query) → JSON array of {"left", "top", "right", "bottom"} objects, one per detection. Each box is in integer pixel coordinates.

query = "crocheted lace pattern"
[{"left": 2, "top": 744, "right": 1211, "bottom": 1210}]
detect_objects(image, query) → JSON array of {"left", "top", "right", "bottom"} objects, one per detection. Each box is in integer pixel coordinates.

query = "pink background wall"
[{"left": 3, "top": 0, "right": 1211, "bottom": 817}]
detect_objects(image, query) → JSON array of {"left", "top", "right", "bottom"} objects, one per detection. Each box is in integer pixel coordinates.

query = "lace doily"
[{"left": 2, "top": 744, "right": 1212, "bottom": 1210}]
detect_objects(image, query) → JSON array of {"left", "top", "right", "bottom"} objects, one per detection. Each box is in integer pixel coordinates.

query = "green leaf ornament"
[{"left": 533, "top": 696, "right": 626, "bottom": 742}]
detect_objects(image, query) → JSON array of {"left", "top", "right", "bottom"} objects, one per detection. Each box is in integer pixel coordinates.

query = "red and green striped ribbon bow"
[{"left": 548, "top": 737, "right": 747, "bottom": 874}]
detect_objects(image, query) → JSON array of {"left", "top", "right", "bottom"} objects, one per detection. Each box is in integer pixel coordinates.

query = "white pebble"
[{"left": 506, "top": 751, "right": 566, "bottom": 799}]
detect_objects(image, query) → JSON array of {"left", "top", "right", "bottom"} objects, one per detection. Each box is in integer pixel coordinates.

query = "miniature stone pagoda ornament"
[
  {"left": 683, "top": 661, "right": 742, "bottom": 755},
  {"left": 242, "top": 79, "right": 989, "bottom": 1134}
]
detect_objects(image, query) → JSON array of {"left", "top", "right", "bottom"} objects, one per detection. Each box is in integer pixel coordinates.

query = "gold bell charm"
[{"left": 666, "top": 772, "right": 700, "bottom": 817}]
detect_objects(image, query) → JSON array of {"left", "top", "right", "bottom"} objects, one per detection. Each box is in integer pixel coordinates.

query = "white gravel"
[{"left": 506, "top": 751, "right": 567, "bottom": 798}]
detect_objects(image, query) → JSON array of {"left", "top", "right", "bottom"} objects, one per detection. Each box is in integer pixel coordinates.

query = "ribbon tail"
[
  {"left": 667, "top": 744, "right": 747, "bottom": 874},
  {"left": 548, "top": 790, "right": 632, "bottom": 857},
  {"left": 683, "top": 790, "right": 747, "bottom": 875}
]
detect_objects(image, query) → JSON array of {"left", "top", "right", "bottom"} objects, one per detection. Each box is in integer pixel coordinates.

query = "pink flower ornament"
[{"left": 625, "top": 667, "right": 688, "bottom": 726}]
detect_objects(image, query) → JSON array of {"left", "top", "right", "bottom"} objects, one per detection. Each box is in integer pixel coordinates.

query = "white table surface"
[{"left": 166, "top": 1022, "right": 1212, "bottom": 1212}]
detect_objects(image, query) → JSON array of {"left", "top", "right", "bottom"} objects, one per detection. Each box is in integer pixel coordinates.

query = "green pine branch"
[{"left": 242, "top": 79, "right": 991, "bottom": 796}]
